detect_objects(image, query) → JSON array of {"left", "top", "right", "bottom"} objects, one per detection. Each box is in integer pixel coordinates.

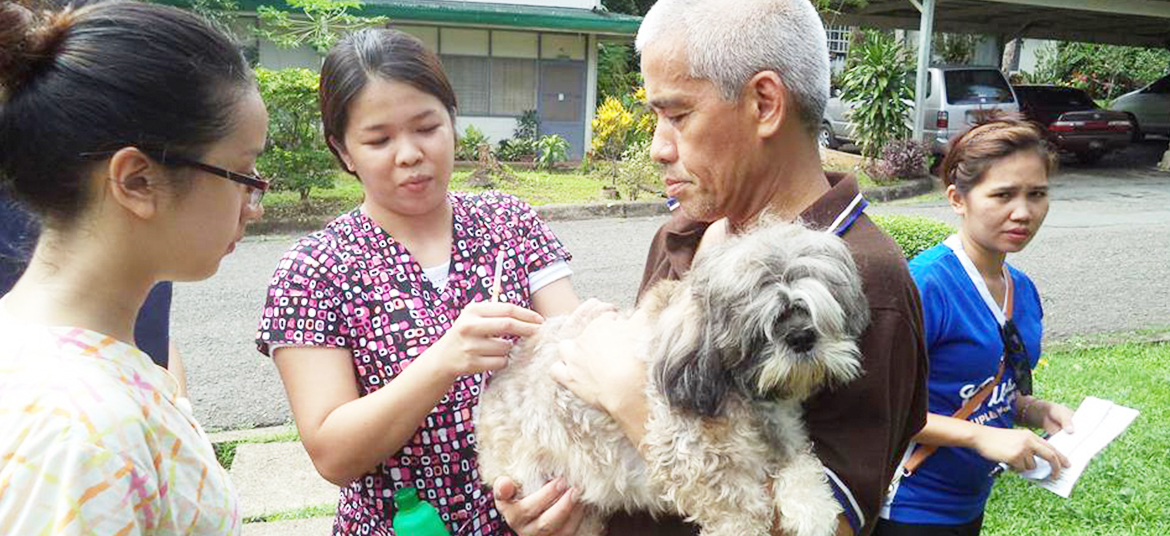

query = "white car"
[{"left": 1109, "top": 74, "right": 1170, "bottom": 139}]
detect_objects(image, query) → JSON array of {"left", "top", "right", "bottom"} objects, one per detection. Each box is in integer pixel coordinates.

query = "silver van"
[
  {"left": 1108, "top": 73, "right": 1169, "bottom": 139},
  {"left": 821, "top": 66, "right": 1019, "bottom": 155}
]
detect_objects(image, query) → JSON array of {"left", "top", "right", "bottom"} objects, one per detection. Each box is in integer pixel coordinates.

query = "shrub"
[
  {"left": 869, "top": 139, "right": 929, "bottom": 183},
  {"left": 497, "top": 137, "right": 536, "bottom": 162},
  {"left": 255, "top": 68, "right": 335, "bottom": 202},
  {"left": 535, "top": 135, "right": 570, "bottom": 170},
  {"left": 496, "top": 111, "right": 540, "bottom": 162},
  {"left": 613, "top": 138, "right": 661, "bottom": 200},
  {"left": 590, "top": 88, "right": 654, "bottom": 161},
  {"left": 870, "top": 214, "right": 955, "bottom": 260},
  {"left": 840, "top": 31, "right": 914, "bottom": 159},
  {"left": 457, "top": 125, "right": 491, "bottom": 161},
  {"left": 514, "top": 110, "right": 540, "bottom": 141}
]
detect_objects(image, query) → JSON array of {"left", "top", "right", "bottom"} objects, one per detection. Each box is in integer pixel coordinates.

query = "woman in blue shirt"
[{"left": 878, "top": 113, "right": 1076, "bottom": 536}]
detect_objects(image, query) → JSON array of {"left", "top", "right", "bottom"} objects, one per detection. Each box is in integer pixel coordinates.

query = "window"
[
  {"left": 396, "top": 25, "right": 438, "bottom": 51},
  {"left": 1148, "top": 74, "right": 1170, "bottom": 94},
  {"left": 442, "top": 55, "right": 490, "bottom": 115},
  {"left": 826, "top": 25, "right": 851, "bottom": 58},
  {"left": 541, "top": 34, "right": 585, "bottom": 60},
  {"left": 944, "top": 69, "right": 1014, "bottom": 105},
  {"left": 491, "top": 58, "right": 537, "bottom": 115},
  {"left": 434, "top": 30, "right": 584, "bottom": 118}
]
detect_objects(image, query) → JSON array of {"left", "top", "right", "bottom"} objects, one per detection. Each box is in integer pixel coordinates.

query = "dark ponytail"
[{"left": 0, "top": 0, "right": 253, "bottom": 226}]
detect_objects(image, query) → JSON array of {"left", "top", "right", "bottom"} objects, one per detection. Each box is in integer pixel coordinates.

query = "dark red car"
[{"left": 1013, "top": 84, "right": 1135, "bottom": 164}]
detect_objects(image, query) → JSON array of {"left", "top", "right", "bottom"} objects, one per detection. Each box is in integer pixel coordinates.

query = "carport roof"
[{"left": 830, "top": 0, "right": 1170, "bottom": 48}]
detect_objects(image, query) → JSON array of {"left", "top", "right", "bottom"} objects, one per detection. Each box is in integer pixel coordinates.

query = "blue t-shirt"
[{"left": 884, "top": 238, "right": 1042, "bottom": 525}]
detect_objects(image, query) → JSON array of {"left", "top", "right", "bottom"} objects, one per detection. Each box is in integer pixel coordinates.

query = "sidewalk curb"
[
  {"left": 249, "top": 177, "right": 934, "bottom": 235},
  {"left": 209, "top": 424, "right": 297, "bottom": 445}
]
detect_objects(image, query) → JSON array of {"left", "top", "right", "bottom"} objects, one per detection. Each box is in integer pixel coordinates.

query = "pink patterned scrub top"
[{"left": 256, "top": 192, "right": 571, "bottom": 536}]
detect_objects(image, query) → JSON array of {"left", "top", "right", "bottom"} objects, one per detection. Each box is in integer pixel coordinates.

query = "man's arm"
[{"left": 802, "top": 304, "right": 929, "bottom": 535}]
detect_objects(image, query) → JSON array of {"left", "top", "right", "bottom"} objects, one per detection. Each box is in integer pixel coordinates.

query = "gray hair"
[{"left": 636, "top": 0, "right": 831, "bottom": 133}]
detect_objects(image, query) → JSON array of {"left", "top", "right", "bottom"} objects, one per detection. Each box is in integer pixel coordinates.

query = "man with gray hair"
[{"left": 493, "top": 0, "right": 929, "bottom": 534}]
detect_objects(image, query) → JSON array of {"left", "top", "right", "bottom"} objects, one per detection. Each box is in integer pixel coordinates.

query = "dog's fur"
[{"left": 476, "top": 222, "right": 871, "bottom": 536}]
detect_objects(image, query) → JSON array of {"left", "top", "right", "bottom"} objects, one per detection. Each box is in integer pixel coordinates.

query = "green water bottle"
[{"left": 392, "top": 486, "right": 452, "bottom": 536}]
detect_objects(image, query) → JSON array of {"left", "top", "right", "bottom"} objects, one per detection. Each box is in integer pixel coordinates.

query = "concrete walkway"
[{"left": 210, "top": 426, "right": 337, "bottom": 535}]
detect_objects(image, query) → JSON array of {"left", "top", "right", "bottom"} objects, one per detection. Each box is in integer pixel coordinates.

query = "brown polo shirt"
[{"left": 612, "top": 172, "right": 929, "bottom": 536}]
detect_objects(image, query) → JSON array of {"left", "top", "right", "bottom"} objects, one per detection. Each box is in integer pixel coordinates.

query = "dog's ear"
[{"left": 649, "top": 294, "right": 733, "bottom": 418}]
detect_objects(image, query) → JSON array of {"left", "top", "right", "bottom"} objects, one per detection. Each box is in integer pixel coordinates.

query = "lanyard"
[
  {"left": 944, "top": 235, "right": 1012, "bottom": 326},
  {"left": 827, "top": 193, "right": 868, "bottom": 236}
]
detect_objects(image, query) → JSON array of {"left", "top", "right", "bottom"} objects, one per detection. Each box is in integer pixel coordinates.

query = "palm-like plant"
[{"left": 840, "top": 31, "right": 915, "bottom": 158}]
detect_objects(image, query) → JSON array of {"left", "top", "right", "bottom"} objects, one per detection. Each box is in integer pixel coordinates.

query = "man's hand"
[
  {"left": 550, "top": 311, "right": 650, "bottom": 444},
  {"left": 493, "top": 476, "right": 584, "bottom": 536}
]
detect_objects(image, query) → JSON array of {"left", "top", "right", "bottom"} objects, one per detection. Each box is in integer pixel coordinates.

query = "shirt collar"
[{"left": 799, "top": 171, "right": 861, "bottom": 230}]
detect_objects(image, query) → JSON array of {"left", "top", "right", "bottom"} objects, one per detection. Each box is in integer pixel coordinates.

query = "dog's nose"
[{"left": 785, "top": 328, "right": 817, "bottom": 353}]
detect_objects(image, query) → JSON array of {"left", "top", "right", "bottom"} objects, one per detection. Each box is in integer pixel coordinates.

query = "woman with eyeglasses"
[
  {"left": 876, "top": 112, "right": 1075, "bottom": 536},
  {"left": 254, "top": 29, "right": 579, "bottom": 536},
  {"left": 0, "top": 1, "right": 266, "bottom": 533}
]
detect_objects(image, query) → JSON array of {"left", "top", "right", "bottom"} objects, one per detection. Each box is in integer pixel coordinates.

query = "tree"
[
  {"left": 597, "top": 42, "right": 640, "bottom": 105},
  {"left": 812, "top": 0, "right": 869, "bottom": 13},
  {"left": 256, "top": 0, "right": 388, "bottom": 54},
  {"left": 255, "top": 68, "right": 336, "bottom": 202},
  {"left": 932, "top": 33, "right": 977, "bottom": 65},
  {"left": 601, "top": 0, "right": 639, "bottom": 14},
  {"left": 1032, "top": 42, "right": 1170, "bottom": 102},
  {"left": 188, "top": 0, "right": 240, "bottom": 38}
]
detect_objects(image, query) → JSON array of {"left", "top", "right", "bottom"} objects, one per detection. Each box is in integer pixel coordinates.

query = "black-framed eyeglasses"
[
  {"left": 1000, "top": 319, "right": 1033, "bottom": 397},
  {"left": 80, "top": 149, "right": 269, "bottom": 208}
]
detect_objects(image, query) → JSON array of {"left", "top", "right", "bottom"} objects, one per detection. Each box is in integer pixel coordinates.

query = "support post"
[{"left": 912, "top": 0, "right": 936, "bottom": 146}]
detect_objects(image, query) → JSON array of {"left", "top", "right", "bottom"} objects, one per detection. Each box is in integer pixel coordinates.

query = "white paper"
[{"left": 1027, "top": 396, "right": 1139, "bottom": 498}]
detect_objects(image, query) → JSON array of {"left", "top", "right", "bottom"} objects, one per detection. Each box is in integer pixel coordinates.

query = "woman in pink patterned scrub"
[{"left": 256, "top": 30, "right": 581, "bottom": 536}]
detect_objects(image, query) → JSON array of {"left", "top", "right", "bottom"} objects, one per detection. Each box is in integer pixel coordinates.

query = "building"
[{"left": 214, "top": 0, "right": 642, "bottom": 160}]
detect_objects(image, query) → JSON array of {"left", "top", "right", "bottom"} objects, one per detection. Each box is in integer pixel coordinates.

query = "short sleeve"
[
  {"left": 0, "top": 440, "right": 155, "bottom": 535},
  {"left": 514, "top": 199, "right": 572, "bottom": 273},
  {"left": 255, "top": 240, "right": 351, "bottom": 356}
]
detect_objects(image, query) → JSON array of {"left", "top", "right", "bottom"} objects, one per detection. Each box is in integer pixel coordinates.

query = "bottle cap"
[{"left": 394, "top": 486, "right": 421, "bottom": 509}]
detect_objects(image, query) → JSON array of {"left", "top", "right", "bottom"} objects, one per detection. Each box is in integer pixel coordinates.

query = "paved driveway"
[{"left": 174, "top": 142, "right": 1170, "bottom": 430}]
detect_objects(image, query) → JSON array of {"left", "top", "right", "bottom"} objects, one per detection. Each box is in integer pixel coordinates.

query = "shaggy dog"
[{"left": 476, "top": 222, "right": 871, "bottom": 536}]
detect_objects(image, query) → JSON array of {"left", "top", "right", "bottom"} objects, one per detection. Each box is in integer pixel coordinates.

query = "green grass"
[
  {"left": 261, "top": 165, "right": 894, "bottom": 224},
  {"left": 243, "top": 504, "right": 335, "bottom": 523},
  {"left": 213, "top": 428, "right": 301, "bottom": 470},
  {"left": 450, "top": 170, "right": 606, "bottom": 206},
  {"left": 982, "top": 342, "right": 1170, "bottom": 535},
  {"left": 263, "top": 170, "right": 610, "bottom": 223}
]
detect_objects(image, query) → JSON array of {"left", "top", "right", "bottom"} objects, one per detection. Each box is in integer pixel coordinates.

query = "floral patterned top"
[
  {"left": 256, "top": 192, "right": 571, "bottom": 536},
  {"left": 0, "top": 300, "right": 240, "bottom": 535}
]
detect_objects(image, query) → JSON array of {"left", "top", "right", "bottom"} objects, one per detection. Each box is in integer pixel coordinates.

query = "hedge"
[{"left": 870, "top": 214, "right": 955, "bottom": 260}]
